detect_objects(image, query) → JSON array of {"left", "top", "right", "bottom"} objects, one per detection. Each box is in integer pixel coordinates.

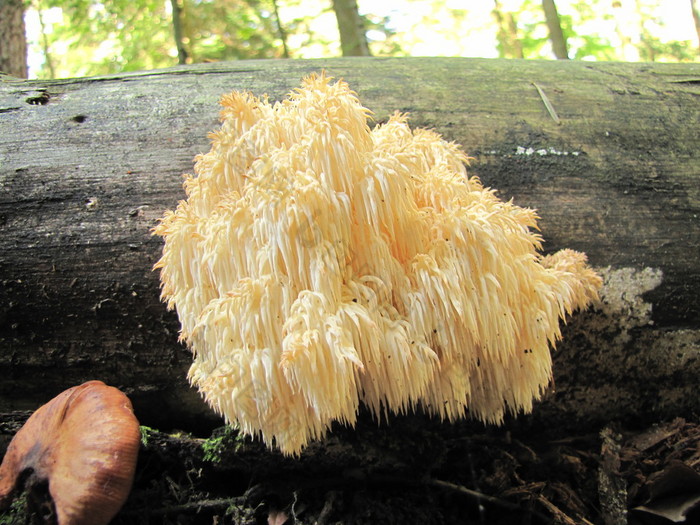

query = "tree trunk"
[
  {"left": 0, "top": 0, "right": 27, "bottom": 78},
  {"left": 331, "top": 0, "right": 370, "bottom": 56},
  {"left": 542, "top": 0, "right": 568, "bottom": 59},
  {"left": 492, "top": 1, "right": 524, "bottom": 58},
  {"left": 692, "top": 0, "right": 700, "bottom": 55},
  {"left": 0, "top": 58, "right": 699, "bottom": 437},
  {"left": 170, "top": 0, "right": 188, "bottom": 65},
  {"left": 271, "top": 0, "right": 290, "bottom": 58}
]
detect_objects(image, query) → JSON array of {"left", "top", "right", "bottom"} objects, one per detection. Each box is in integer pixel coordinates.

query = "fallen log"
[{"left": 0, "top": 57, "right": 698, "bottom": 433}]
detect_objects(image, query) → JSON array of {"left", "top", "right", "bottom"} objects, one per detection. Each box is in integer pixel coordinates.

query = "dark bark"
[
  {"left": 542, "top": 0, "right": 569, "bottom": 59},
  {"left": 331, "top": 0, "right": 370, "bottom": 56},
  {"left": 0, "top": 0, "right": 27, "bottom": 78},
  {"left": 0, "top": 58, "right": 699, "bottom": 436}
]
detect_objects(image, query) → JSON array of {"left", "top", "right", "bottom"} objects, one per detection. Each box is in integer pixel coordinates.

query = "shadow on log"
[{"left": 0, "top": 58, "right": 698, "bottom": 436}]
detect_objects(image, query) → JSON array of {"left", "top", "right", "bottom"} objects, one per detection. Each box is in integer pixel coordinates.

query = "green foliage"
[
  {"left": 27, "top": 1, "right": 698, "bottom": 79},
  {"left": 364, "top": 12, "right": 403, "bottom": 56},
  {"left": 555, "top": 11, "right": 615, "bottom": 61},
  {"left": 180, "top": 0, "right": 285, "bottom": 61},
  {"left": 34, "top": 0, "right": 174, "bottom": 77},
  {"left": 639, "top": 34, "right": 697, "bottom": 62},
  {"left": 488, "top": 0, "right": 698, "bottom": 62},
  {"left": 518, "top": 0, "right": 549, "bottom": 58},
  {"left": 31, "top": 0, "right": 292, "bottom": 78}
]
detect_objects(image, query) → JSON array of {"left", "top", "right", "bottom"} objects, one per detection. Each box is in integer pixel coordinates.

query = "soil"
[{"left": 1, "top": 410, "right": 698, "bottom": 525}]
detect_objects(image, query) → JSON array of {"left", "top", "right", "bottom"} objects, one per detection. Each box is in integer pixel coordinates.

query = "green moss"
[
  {"left": 139, "top": 425, "right": 156, "bottom": 447},
  {"left": 0, "top": 493, "right": 28, "bottom": 525},
  {"left": 201, "top": 425, "right": 243, "bottom": 463}
]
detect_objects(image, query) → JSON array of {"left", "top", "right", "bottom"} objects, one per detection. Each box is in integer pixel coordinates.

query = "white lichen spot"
[
  {"left": 594, "top": 267, "right": 663, "bottom": 343},
  {"left": 515, "top": 146, "right": 581, "bottom": 156}
]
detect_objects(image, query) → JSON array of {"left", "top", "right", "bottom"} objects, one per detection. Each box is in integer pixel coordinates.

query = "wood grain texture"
[{"left": 0, "top": 58, "right": 698, "bottom": 433}]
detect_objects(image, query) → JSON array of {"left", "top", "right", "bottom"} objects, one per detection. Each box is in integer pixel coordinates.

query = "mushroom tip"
[
  {"left": 154, "top": 74, "right": 602, "bottom": 455},
  {"left": 0, "top": 380, "right": 141, "bottom": 525}
]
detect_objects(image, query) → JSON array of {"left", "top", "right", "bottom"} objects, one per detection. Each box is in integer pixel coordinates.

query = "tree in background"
[
  {"left": 560, "top": 1, "right": 617, "bottom": 60},
  {"left": 693, "top": 0, "right": 700, "bottom": 53},
  {"left": 0, "top": 0, "right": 28, "bottom": 77},
  {"left": 608, "top": 0, "right": 697, "bottom": 62},
  {"left": 541, "top": 0, "right": 568, "bottom": 58},
  {"left": 271, "top": 0, "right": 290, "bottom": 57},
  {"left": 33, "top": 0, "right": 174, "bottom": 77},
  {"left": 493, "top": 0, "right": 613, "bottom": 60},
  {"left": 492, "top": 0, "right": 524, "bottom": 58},
  {"left": 632, "top": 0, "right": 698, "bottom": 61},
  {"left": 24, "top": 0, "right": 700, "bottom": 79},
  {"left": 31, "top": 0, "right": 291, "bottom": 77},
  {"left": 177, "top": 0, "right": 284, "bottom": 62},
  {"left": 170, "top": 0, "right": 187, "bottom": 64},
  {"left": 331, "top": 0, "right": 370, "bottom": 56}
]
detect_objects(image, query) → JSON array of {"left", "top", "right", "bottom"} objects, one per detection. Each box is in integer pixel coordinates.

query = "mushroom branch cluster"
[{"left": 155, "top": 73, "right": 602, "bottom": 455}]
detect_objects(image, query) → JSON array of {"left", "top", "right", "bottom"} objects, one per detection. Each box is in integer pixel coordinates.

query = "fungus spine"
[{"left": 154, "top": 73, "right": 602, "bottom": 455}]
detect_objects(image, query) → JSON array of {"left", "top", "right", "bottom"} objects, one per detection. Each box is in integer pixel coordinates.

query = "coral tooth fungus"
[{"left": 155, "top": 73, "right": 601, "bottom": 455}]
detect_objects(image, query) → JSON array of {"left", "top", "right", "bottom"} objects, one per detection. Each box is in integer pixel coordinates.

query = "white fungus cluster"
[{"left": 155, "top": 73, "right": 601, "bottom": 455}]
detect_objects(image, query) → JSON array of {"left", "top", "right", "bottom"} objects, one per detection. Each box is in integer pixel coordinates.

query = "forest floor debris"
[{"left": 1, "top": 414, "right": 698, "bottom": 524}]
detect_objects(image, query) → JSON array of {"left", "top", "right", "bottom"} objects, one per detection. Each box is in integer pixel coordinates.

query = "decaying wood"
[{"left": 0, "top": 58, "right": 698, "bottom": 434}]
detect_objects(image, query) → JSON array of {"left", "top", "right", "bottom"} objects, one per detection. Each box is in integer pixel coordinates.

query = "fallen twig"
[
  {"left": 532, "top": 82, "right": 561, "bottom": 124},
  {"left": 429, "top": 478, "right": 522, "bottom": 513},
  {"left": 132, "top": 497, "right": 246, "bottom": 518},
  {"left": 535, "top": 494, "right": 579, "bottom": 525}
]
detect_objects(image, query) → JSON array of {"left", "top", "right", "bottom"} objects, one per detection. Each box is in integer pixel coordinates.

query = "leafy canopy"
[{"left": 28, "top": 0, "right": 698, "bottom": 79}]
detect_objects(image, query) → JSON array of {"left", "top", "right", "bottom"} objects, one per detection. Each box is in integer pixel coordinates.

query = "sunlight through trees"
[{"left": 7, "top": 0, "right": 698, "bottom": 79}]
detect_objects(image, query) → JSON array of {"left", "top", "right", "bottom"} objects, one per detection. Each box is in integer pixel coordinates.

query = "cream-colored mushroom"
[{"left": 154, "top": 73, "right": 602, "bottom": 455}]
